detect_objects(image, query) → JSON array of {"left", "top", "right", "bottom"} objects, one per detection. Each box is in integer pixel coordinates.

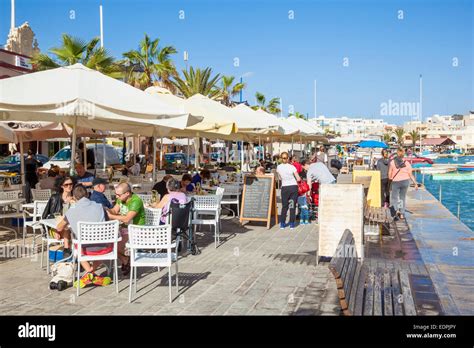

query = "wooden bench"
[{"left": 328, "top": 230, "right": 417, "bottom": 315}]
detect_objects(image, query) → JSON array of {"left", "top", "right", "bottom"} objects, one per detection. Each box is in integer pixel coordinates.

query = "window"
[{"left": 51, "top": 148, "right": 71, "bottom": 161}]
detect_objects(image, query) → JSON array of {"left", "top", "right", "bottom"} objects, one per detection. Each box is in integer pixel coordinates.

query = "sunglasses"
[
  {"left": 63, "top": 183, "right": 73, "bottom": 187},
  {"left": 281, "top": 157, "right": 288, "bottom": 160}
]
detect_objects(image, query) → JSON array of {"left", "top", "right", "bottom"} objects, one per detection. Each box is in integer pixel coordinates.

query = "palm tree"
[
  {"left": 171, "top": 66, "right": 221, "bottom": 98},
  {"left": 213, "top": 75, "right": 245, "bottom": 106},
  {"left": 31, "top": 34, "right": 122, "bottom": 78},
  {"left": 122, "top": 34, "right": 177, "bottom": 90},
  {"left": 408, "top": 130, "right": 421, "bottom": 147},
  {"left": 293, "top": 112, "right": 306, "bottom": 119},
  {"left": 251, "top": 92, "right": 281, "bottom": 114},
  {"left": 393, "top": 127, "right": 406, "bottom": 147},
  {"left": 382, "top": 132, "right": 391, "bottom": 143}
]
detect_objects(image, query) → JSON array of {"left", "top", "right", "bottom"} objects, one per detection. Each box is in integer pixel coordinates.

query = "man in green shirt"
[{"left": 107, "top": 182, "right": 145, "bottom": 275}]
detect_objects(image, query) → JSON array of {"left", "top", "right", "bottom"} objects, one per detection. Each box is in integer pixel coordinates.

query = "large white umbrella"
[
  {"left": 0, "top": 64, "right": 200, "bottom": 135},
  {"left": 0, "top": 64, "right": 202, "bottom": 178},
  {"left": 1, "top": 121, "right": 107, "bottom": 141},
  {"left": 145, "top": 88, "right": 240, "bottom": 139},
  {"left": 0, "top": 123, "right": 16, "bottom": 144}
]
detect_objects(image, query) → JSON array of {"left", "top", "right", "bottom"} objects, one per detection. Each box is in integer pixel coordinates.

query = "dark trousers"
[
  {"left": 280, "top": 185, "right": 298, "bottom": 224},
  {"left": 381, "top": 178, "right": 390, "bottom": 205}
]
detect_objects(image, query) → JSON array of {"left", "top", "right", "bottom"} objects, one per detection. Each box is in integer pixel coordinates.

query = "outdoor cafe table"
[{"left": 0, "top": 198, "right": 25, "bottom": 235}]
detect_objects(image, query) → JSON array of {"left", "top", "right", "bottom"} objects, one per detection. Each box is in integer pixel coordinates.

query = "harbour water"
[{"left": 415, "top": 155, "right": 474, "bottom": 231}]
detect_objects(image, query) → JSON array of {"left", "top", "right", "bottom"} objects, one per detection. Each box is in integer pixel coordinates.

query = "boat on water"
[
  {"left": 418, "top": 166, "right": 457, "bottom": 174},
  {"left": 421, "top": 151, "right": 439, "bottom": 160},
  {"left": 458, "top": 162, "right": 474, "bottom": 172},
  {"left": 432, "top": 172, "right": 474, "bottom": 181}
]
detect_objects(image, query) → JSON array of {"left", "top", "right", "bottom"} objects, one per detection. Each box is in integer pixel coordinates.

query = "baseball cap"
[{"left": 92, "top": 178, "right": 108, "bottom": 186}]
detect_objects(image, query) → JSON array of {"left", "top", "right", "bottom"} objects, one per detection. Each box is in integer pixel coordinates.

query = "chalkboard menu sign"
[{"left": 240, "top": 174, "right": 277, "bottom": 229}]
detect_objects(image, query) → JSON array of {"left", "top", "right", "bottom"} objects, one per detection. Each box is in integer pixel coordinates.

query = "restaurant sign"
[{"left": 15, "top": 55, "right": 33, "bottom": 70}]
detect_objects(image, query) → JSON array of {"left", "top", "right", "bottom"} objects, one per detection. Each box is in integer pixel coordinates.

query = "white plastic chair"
[
  {"left": 31, "top": 189, "right": 52, "bottom": 201},
  {"left": 145, "top": 207, "right": 163, "bottom": 226},
  {"left": 40, "top": 221, "right": 65, "bottom": 274},
  {"left": 219, "top": 184, "right": 241, "bottom": 218},
  {"left": 22, "top": 200, "right": 48, "bottom": 248},
  {"left": 192, "top": 194, "right": 223, "bottom": 248},
  {"left": 73, "top": 220, "right": 120, "bottom": 296},
  {"left": 136, "top": 193, "right": 153, "bottom": 206},
  {"left": 127, "top": 224, "right": 178, "bottom": 303}
]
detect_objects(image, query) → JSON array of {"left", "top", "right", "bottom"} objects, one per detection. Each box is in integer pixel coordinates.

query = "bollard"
[
  {"left": 457, "top": 201, "right": 461, "bottom": 219},
  {"left": 439, "top": 185, "right": 442, "bottom": 203}
]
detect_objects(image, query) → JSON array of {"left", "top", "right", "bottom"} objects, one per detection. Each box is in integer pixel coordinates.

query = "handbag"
[{"left": 298, "top": 181, "right": 310, "bottom": 195}]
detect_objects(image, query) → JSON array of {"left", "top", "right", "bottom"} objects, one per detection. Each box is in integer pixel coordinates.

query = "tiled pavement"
[{"left": 0, "top": 218, "right": 341, "bottom": 316}]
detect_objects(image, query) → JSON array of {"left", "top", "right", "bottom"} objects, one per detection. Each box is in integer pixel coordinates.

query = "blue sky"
[{"left": 1, "top": 0, "right": 472, "bottom": 124}]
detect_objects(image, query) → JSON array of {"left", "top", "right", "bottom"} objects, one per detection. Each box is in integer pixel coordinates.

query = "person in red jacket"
[{"left": 289, "top": 155, "right": 302, "bottom": 173}]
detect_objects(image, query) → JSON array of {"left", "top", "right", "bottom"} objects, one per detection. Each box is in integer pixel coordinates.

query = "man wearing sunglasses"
[{"left": 107, "top": 183, "right": 145, "bottom": 276}]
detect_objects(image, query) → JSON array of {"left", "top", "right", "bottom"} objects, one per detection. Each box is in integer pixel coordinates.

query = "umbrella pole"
[
  {"left": 83, "top": 137, "right": 87, "bottom": 169},
  {"left": 19, "top": 133, "right": 25, "bottom": 191},
  {"left": 291, "top": 136, "right": 294, "bottom": 156},
  {"left": 160, "top": 136, "right": 163, "bottom": 170},
  {"left": 70, "top": 116, "right": 78, "bottom": 176},
  {"left": 240, "top": 139, "right": 244, "bottom": 172},
  {"left": 300, "top": 135, "right": 302, "bottom": 156},
  {"left": 102, "top": 138, "right": 106, "bottom": 171},
  {"left": 258, "top": 136, "right": 261, "bottom": 160},
  {"left": 187, "top": 138, "right": 190, "bottom": 167},
  {"left": 152, "top": 135, "right": 157, "bottom": 182}
]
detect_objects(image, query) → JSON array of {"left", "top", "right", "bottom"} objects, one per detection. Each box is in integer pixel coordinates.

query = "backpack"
[{"left": 330, "top": 159, "right": 342, "bottom": 170}]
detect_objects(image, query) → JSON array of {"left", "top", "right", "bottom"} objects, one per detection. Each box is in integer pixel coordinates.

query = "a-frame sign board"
[{"left": 239, "top": 174, "right": 278, "bottom": 229}]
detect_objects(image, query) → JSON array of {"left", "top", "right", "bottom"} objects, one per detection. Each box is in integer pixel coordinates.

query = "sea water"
[{"left": 415, "top": 155, "right": 474, "bottom": 231}]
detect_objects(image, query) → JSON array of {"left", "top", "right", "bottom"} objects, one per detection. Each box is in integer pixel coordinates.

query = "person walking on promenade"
[
  {"left": 376, "top": 149, "right": 391, "bottom": 208},
  {"left": 388, "top": 148, "right": 418, "bottom": 220}
]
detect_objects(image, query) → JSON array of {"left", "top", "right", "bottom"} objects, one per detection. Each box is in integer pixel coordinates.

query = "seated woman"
[
  {"left": 192, "top": 169, "right": 211, "bottom": 186},
  {"left": 150, "top": 178, "right": 189, "bottom": 224},
  {"left": 41, "top": 176, "right": 76, "bottom": 258},
  {"left": 181, "top": 173, "right": 194, "bottom": 192}
]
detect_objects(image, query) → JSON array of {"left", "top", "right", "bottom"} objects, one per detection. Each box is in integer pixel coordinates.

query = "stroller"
[
  {"left": 309, "top": 182, "right": 320, "bottom": 222},
  {"left": 169, "top": 199, "right": 201, "bottom": 256}
]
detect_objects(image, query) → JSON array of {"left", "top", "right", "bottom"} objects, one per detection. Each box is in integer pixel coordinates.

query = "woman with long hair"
[
  {"left": 276, "top": 152, "right": 301, "bottom": 229},
  {"left": 41, "top": 176, "right": 76, "bottom": 257}
]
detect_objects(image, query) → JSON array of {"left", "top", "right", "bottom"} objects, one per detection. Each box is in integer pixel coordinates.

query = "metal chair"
[
  {"left": 73, "top": 220, "right": 120, "bottom": 296},
  {"left": 22, "top": 200, "right": 48, "bottom": 248},
  {"left": 127, "top": 224, "right": 178, "bottom": 303}
]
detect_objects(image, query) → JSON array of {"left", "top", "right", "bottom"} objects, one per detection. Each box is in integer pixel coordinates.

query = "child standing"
[{"left": 298, "top": 192, "right": 310, "bottom": 225}]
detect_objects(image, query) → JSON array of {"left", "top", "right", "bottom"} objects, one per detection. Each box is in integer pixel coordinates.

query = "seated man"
[
  {"left": 73, "top": 163, "right": 94, "bottom": 187},
  {"left": 107, "top": 183, "right": 145, "bottom": 276},
  {"left": 90, "top": 178, "right": 113, "bottom": 209},
  {"left": 56, "top": 185, "right": 112, "bottom": 288}
]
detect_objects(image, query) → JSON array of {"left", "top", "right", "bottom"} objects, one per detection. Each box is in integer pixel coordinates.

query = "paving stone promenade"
[{"left": 0, "top": 217, "right": 340, "bottom": 316}]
